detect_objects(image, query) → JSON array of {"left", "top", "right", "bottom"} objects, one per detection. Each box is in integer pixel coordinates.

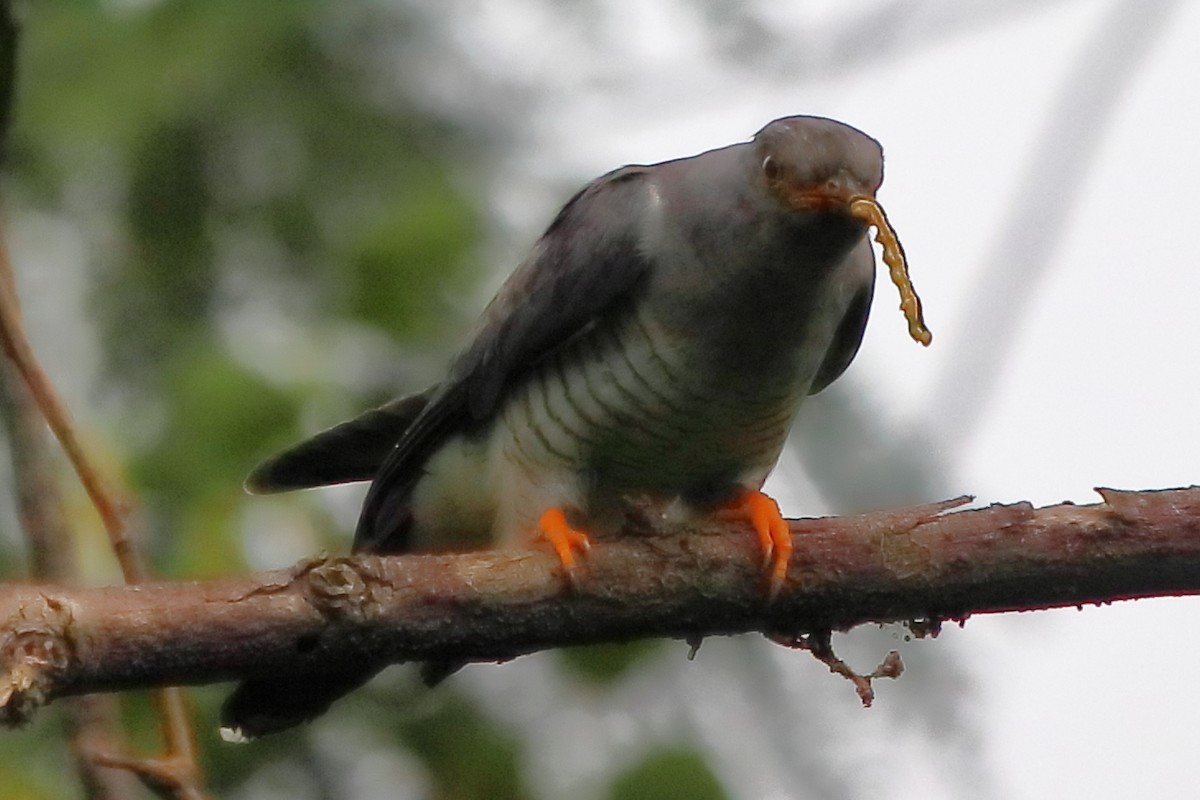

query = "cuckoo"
[{"left": 224, "top": 115, "right": 930, "bottom": 737}]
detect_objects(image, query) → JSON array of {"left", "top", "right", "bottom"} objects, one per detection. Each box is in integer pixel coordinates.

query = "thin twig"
[
  {"left": 768, "top": 629, "right": 904, "bottom": 707},
  {"left": 0, "top": 321, "right": 141, "bottom": 800},
  {"left": 0, "top": 235, "right": 142, "bottom": 581},
  {"left": 0, "top": 226, "right": 208, "bottom": 799},
  {"left": 0, "top": 340, "right": 143, "bottom": 799}
]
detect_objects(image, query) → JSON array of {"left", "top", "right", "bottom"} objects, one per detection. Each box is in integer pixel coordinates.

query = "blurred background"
[{"left": 1, "top": 1, "right": 1199, "bottom": 798}]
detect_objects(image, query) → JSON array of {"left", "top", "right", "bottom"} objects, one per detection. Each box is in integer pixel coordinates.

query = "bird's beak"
[
  {"left": 774, "top": 170, "right": 932, "bottom": 347},
  {"left": 781, "top": 173, "right": 867, "bottom": 215}
]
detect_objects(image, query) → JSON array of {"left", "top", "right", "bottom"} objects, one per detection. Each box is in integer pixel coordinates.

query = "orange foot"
[
  {"left": 724, "top": 489, "right": 792, "bottom": 599},
  {"left": 537, "top": 507, "right": 592, "bottom": 584}
]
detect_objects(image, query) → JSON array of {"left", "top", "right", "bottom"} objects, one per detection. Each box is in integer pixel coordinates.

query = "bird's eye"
[{"left": 762, "top": 155, "right": 781, "bottom": 181}]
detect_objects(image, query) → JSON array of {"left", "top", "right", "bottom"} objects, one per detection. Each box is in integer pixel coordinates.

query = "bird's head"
[{"left": 753, "top": 116, "right": 884, "bottom": 216}]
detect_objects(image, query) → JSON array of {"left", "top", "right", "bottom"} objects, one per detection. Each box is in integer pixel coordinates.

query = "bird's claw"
[
  {"left": 537, "top": 507, "right": 592, "bottom": 584},
  {"left": 726, "top": 490, "right": 792, "bottom": 599}
]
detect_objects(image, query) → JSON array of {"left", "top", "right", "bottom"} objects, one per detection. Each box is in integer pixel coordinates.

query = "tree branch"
[{"left": 2, "top": 485, "right": 1199, "bottom": 726}]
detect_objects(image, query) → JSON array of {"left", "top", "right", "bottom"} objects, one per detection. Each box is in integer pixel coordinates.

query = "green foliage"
[
  {"left": 557, "top": 640, "right": 666, "bottom": 686},
  {"left": 0, "top": 712, "right": 77, "bottom": 800},
  {"left": 135, "top": 344, "right": 296, "bottom": 507},
  {"left": 15, "top": 0, "right": 478, "bottom": 390},
  {"left": 109, "top": 118, "right": 217, "bottom": 379},
  {"left": 609, "top": 749, "right": 728, "bottom": 800},
  {"left": 345, "top": 172, "right": 479, "bottom": 339},
  {"left": 132, "top": 343, "right": 300, "bottom": 574},
  {"left": 390, "top": 688, "right": 530, "bottom": 800}
]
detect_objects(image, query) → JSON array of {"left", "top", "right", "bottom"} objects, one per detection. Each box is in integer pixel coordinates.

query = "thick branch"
[{"left": 3, "top": 485, "right": 1200, "bottom": 724}]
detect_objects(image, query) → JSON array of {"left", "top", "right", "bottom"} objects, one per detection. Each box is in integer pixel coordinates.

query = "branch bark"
[{"left": 3, "top": 485, "right": 1200, "bottom": 726}]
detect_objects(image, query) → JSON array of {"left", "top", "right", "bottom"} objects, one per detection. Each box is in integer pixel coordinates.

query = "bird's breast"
[
  {"left": 430, "top": 223, "right": 875, "bottom": 548},
  {"left": 490, "top": 302, "right": 810, "bottom": 521}
]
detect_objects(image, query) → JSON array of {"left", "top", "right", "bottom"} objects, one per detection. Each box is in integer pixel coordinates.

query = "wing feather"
[
  {"left": 808, "top": 240, "right": 876, "bottom": 396},
  {"left": 354, "top": 167, "right": 656, "bottom": 552}
]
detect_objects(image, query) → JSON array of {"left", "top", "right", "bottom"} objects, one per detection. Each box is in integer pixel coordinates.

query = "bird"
[{"left": 222, "top": 114, "right": 929, "bottom": 738}]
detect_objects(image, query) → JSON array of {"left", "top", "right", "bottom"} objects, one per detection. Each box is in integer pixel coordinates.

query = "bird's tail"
[
  {"left": 220, "top": 663, "right": 384, "bottom": 740},
  {"left": 245, "top": 387, "right": 435, "bottom": 493}
]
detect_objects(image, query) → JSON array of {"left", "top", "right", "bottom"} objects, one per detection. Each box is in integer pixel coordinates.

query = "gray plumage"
[{"left": 228, "top": 115, "right": 885, "bottom": 736}]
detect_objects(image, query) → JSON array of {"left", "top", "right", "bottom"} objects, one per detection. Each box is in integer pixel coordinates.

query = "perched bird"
[{"left": 224, "top": 115, "right": 928, "bottom": 737}]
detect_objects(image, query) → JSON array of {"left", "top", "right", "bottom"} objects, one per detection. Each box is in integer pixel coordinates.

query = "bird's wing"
[
  {"left": 355, "top": 166, "right": 656, "bottom": 552},
  {"left": 808, "top": 238, "right": 877, "bottom": 396},
  {"left": 244, "top": 387, "right": 437, "bottom": 493}
]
